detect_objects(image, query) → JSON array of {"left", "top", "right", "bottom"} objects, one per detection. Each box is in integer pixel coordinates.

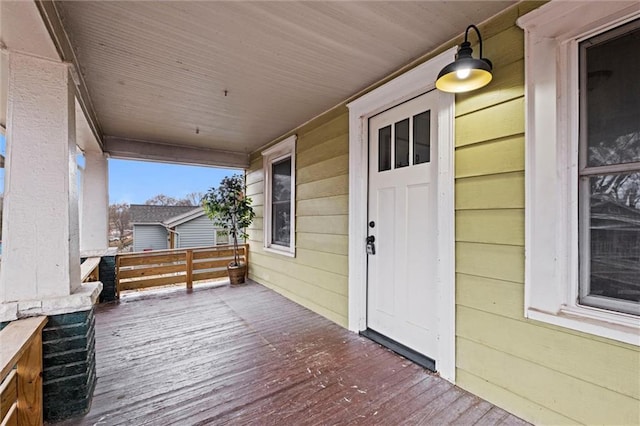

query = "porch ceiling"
[{"left": 12, "top": 1, "right": 514, "bottom": 166}]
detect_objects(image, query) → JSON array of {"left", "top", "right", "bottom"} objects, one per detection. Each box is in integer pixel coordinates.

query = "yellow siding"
[
  {"left": 456, "top": 273, "right": 523, "bottom": 320},
  {"left": 456, "top": 210, "right": 524, "bottom": 246},
  {"left": 456, "top": 369, "right": 578, "bottom": 425},
  {"left": 454, "top": 7, "right": 640, "bottom": 424},
  {"left": 298, "top": 154, "right": 348, "bottom": 185},
  {"left": 456, "top": 172, "right": 524, "bottom": 210},
  {"left": 458, "top": 339, "right": 639, "bottom": 425},
  {"left": 458, "top": 307, "right": 640, "bottom": 400},
  {"left": 247, "top": 111, "right": 350, "bottom": 327},
  {"left": 298, "top": 195, "right": 348, "bottom": 216},
  {"left": 455, "top": 135, "right": 524, "bottom": 178},
  {"left": 455, "top": 97, "right": 525, "bottom": 147}
]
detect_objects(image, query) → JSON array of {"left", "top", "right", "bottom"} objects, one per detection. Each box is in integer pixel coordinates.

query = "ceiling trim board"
[{"left": 104, "top": 136, "right": 249, "bottom": 170}]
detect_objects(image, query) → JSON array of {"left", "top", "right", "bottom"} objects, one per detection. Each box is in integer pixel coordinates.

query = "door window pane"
[
  {"left": 581, "top": 21, "right": 640, "bottom": 167},
  {"left": 378, "top": 125, "right": 391, "bottom": 172},
  {"left": 413, "top": 110, "right": 431, "bottom": 164},
  {"left": 272, "top": 158, "right": 291, "bottom": 247},
  {"left": 582, "top": 173, "right": 640, "bottom": 311},
  {"left": 395, "top": 119, "right": 409, "bottom": 168}
]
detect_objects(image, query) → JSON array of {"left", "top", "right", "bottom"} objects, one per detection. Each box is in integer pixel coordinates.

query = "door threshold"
[{"left": 360, "top": 328, "right": 436, "bottom": 372}]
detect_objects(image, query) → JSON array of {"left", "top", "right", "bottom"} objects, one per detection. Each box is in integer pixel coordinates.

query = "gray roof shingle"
[{"left": 129, "top": 204, "right": 199, "bottom": 224}]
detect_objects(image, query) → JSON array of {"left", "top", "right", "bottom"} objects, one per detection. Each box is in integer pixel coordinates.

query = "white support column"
[
  {"left": 0, "top": 52, "right": 82, "bottom": 304},
  {"left": 80, "top": 151, "right": 109, "bottom": 253}
]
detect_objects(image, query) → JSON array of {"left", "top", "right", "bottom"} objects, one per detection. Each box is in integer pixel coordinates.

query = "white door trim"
[{"left": 346, "top": 47, "right": 456, "bottom": 383}]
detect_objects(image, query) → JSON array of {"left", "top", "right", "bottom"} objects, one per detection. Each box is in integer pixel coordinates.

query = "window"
[
  {"left": 578, "top": 21, "right": 640, "bottom": 316},
  {"left": 519, "top": 2, "right": 640, "bottom": 345},
  {"left": 262, "top": 135, "right": 296, "bottom": 256},
  {"left": 215, "top": 229, "right": 229, "bottom": 245},
  {"left": 377, "top": 111, "right": 431, "bottom": 172}
]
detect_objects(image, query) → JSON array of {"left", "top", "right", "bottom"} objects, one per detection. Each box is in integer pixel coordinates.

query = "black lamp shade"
[
  {"left": 436, "top": 28, "right": 494, "bottom": 93},
  {"left": 436, "top": 57, "right": 493, "bottom": 93}
]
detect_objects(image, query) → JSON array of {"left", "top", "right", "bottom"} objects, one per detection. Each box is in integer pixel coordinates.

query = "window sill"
[
  {"left": 526, "top": 307, "right": 639, "bottom": 346},
  {"left": 263, "top": 246, "right": 295, "bottom": 258}
]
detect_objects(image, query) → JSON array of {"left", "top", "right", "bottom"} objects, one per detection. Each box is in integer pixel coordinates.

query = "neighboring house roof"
[
  {"left": 129, "top": 204, "right": 199, "bottom": 225},
  {"left": 163, "top": 208, "right": 208, "bottom": 228},
  {"left": 591, "top": 195, "right": 640, "bottom": 230}
]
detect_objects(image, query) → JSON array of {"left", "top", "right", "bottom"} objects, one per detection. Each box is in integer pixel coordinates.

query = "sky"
[
  {"left": 0, "top": 133, "right": 239, "bottom": 205},
  {"left": 108, "top": 159, "right": 241, "bottom": 205}
]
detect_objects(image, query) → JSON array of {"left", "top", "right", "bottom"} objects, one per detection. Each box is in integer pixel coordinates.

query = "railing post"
[
  {"left": 16, "top": 332, "right": 43, "bottom": 425},
  {"left": 244, "top": 244, "right": 249, "bottom": 279},
  {"left": 186, "top": 250, "right": 193, "bottom": 293},
  {"left": 116, "top": 255, "right": 121, "bottom": 300},
  {"left": 1, "top": 318, "right": 48, "bottom": 425}
]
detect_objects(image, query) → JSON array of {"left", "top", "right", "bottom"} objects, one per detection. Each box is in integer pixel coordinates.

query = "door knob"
[{"left": 366, "top": 235, "right": 375, "bottom": 243}]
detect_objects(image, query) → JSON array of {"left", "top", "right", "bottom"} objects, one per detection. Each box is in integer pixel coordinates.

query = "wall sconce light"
[{"left": 436, "top": 24, "right": 493, "bottom": 93}]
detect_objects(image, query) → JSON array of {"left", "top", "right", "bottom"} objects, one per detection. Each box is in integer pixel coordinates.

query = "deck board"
[{"left": 52, "top": 281, "right": 527, "bottom": 425}]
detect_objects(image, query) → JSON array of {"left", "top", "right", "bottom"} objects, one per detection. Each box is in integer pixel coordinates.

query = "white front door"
[{"left": 367, "top": 91, "right": 438, "bottom": 364}]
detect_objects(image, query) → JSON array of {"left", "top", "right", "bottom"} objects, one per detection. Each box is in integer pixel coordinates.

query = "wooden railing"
[
  {"left": 81, "top": 257, "right": 101, "bottom": 283},
  {"left": 0, "top": 316, "right": 48, "bottom": 426},
  {"left": 116, "top": 244, "right": 248, "bottom": 297}
]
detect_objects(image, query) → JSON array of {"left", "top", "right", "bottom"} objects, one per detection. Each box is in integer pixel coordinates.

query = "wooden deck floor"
[{"left": 55, "top": 281, "right": 527, "bottom": 425}]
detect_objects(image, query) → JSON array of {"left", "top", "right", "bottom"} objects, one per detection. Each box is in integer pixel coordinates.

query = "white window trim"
[
  {"left": 518, "top": 1, "right": 640, "bottom": 346},
  {"left": 262, "top": 135, "right": 296, "bottom": 257},
  {"left": 347, "top": 47, "right": 456, "bottom": 383}
]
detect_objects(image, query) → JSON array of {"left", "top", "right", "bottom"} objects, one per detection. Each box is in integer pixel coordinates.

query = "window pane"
[
  {"left": 272, "top": 158, "right": 291, "bottom": 202},
  {"left": 378, "top": 125, "right": 391, "bottom": 172},
  {"left": 413, "top": 110, "right": 431, "bottom": 164},
  {"left": 581, "top": 21, "right": 640, "bottom": 167},
  {"left": 581, "top": 172, "right": 640, "bottom": 310},
  {"left": 395, "top": 119, "right": 409, "bottom": 168},
  {"left": 216, "top": 230, "right": 229, "bottom": 245},
  {"left": 271, "top": 157, "right": 291, "bottom": 247},
  {"left": 272, "top": 201, "right": 291, "bottom": 246}
]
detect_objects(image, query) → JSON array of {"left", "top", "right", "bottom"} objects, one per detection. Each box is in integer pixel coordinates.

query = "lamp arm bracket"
[{"left": 464, "top": 24, "right": 484, "bottom": 59}]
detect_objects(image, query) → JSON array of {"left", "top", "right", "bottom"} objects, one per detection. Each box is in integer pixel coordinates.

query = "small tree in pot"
[{"left": 202, "top": 174, "right": 255, "bottom": 285}]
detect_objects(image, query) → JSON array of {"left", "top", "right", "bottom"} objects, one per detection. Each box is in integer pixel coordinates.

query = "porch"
[{"left": 53, "top": 282, "right": 526, "bottom": 425}]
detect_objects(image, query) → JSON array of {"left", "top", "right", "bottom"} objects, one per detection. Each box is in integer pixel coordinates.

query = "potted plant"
[{"left": 202, "top": 174, "right": 255, "bottom": 285}]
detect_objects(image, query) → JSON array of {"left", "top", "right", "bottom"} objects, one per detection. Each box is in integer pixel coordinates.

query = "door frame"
[{"left": 346, "top": 47, "right": 456, "bottom": 383}]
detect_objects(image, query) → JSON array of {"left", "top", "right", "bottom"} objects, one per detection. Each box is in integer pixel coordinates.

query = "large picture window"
[
  {"left": 519, "top": 2, "right": 640, "bottom": 345},
  {"left": 262, "top": 135, "right": 296, "bottom": 256}
]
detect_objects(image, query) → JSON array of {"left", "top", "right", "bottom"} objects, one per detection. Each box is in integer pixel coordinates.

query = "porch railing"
[
  {"left": 116, "top": 244, "right": 248, "bottom": 297},
  {"left": 0, "top": 316, "right": 48, "bottom": 426},
  {"left": 81, "top": 257, "right": 101, "bottom": 283}
]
